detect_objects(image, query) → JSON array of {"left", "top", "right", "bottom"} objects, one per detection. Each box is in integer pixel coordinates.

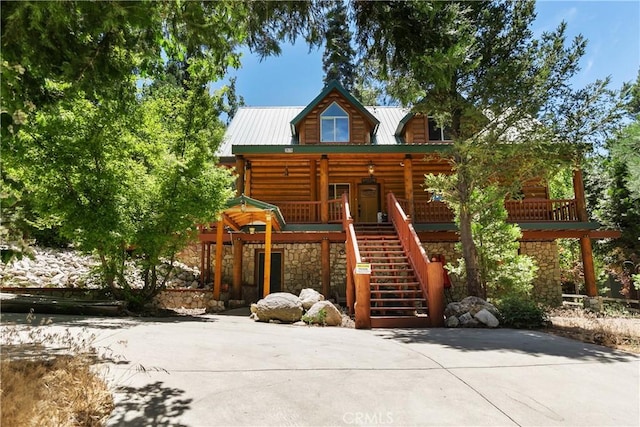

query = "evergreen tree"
[
  {"left": 322, "top": 1, "right": 357, "bottom": 93},
  {"left": 353, "top": 0, "right": 622, "bottom": 297}
]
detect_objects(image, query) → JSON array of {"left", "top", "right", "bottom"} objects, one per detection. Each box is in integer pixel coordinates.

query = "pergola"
[{"left": 204, "top": 195, "right": 286, "bottom": 299}]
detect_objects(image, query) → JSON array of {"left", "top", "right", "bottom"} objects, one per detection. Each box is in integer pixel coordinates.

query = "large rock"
[
  {"left": 250, "top": 292, "right": 303, "bottom": 323},
  {"left": 474, "top": 308, "right": 499, "bottom": 328},
  {"left": 304, "top": 301, "right": 342, "bottom": 326},
  {"left": 445, "top": 297, "right": 500, "bottom": 328},
  {"left": 299, "top": 288, "right": 324, "bottom": 310}
]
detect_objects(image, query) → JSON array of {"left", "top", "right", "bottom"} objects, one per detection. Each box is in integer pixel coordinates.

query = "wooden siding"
[
  {"left": 297, "top": 90, "right": 374, "bottom": 145},
  {"left": 404, "top": 114, "right": 428, "bottom": 143}
]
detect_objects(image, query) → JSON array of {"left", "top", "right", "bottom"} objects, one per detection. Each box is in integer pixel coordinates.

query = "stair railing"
[
  {"left": 387, "top": 192, "right": 445, "bottom": 326},
  {"left": 342, "top": 192, "right": 371, "bottom": 329}
]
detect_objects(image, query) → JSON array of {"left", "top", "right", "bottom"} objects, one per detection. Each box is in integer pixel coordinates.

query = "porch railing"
[
  {"left": 412, "top": 198, "right": 579, "bottom": 223},
  {"left": 505, "top": 199, "right": 578, "bottom": 222},
  {"left": 342, "top": 192, "right": 371, "bottom": 329},
  {"left": 270, "top": 199, "right": 342, "bottom": 224},
  {"left": 387, "top": 193, "right": 444, "bottom": 326}
]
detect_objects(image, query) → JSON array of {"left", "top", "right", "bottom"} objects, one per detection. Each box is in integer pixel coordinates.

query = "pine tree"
[{"left": 322, "top": 1, "right": 356, "bottom": 93}]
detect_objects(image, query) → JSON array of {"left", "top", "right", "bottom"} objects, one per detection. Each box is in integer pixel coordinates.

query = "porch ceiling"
[{"left": 222, "top": 195, "right": 286, "bottom": 231}]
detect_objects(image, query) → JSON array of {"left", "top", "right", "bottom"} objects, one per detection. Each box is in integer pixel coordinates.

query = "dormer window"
[
  {"left": 321, "top": 102, "right": 349, "bottom": 142},
  {"left": 428, "top": 117, "right": 452, "bottom": 141}
]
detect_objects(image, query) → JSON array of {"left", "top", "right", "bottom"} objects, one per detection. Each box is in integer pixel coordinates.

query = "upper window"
[
  {"left": 321, "top": 102, "right": 349, "bottom": 142},
  {"left": 428, "top": 117, "right": 452, "bottom": 141}
]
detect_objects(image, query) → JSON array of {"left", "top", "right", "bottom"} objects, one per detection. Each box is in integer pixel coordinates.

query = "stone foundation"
[
  {"left": 152, "top": 289, "right": 225, "bottom": 312},
  {"left": 520, "top": 241, "right": 562, "bottom": 306}
]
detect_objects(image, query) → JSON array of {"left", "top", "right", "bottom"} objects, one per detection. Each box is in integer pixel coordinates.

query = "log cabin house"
[{"left": 199, "top": 80, "right": 615, "bottom": 328}]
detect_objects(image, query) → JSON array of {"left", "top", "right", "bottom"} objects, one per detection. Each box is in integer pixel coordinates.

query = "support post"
[
  {"left": 354, "top": 272, "right": 371, "bottom": 329},
  {"left": 235, "top": 156, "right": 245, "bottom": 197},
  {"left": 321, "top": 238, "right": 330, "bottom": 297},
  {"left": 320, "top": 155, "right": 329, "bottom": 223},
  {"left": 573, "top": 168, "right": 597, "bottom": 296},
  {"left": 214, "top": 219, "right": 224, "bottom": 300},
  {"left": 310, "top": 159, "right": 318, "bottom": 222},
  {"left": 346, "top": 257, "right": 355, "bottom": 315},
  {"left": 403, "top": 155, "right": 414, "bottom": 219},
  {"left": 199, "top": 241, "right": 205, "bottom": 287},
  {"left": 233, "top": 238, "right": 243, "bottom": 299},
  {"left": 427, "top": 262, "right": 445, "bottom": 326},
  {"left": 263, "top": 212, "right": 272, "bottom": 297}
]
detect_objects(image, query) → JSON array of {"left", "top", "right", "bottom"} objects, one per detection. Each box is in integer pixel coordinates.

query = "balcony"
[{"left": 268, "top": 197, "right": 579, "bottom": 225}]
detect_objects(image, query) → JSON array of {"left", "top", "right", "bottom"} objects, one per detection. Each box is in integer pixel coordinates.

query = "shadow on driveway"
[{"left": 375, "top": 327, "right": 637, "bottom": 363}]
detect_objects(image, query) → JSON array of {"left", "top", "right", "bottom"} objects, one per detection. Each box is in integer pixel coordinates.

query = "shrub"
[{"left": 496, "top": 296, "right": 548, "bottom": 329}]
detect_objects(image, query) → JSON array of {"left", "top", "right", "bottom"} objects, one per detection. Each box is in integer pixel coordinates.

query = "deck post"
[
  {"left": 403, "top": 155, "right": 415, "bottom": 219},
  {"left": 310, "top": 159, "right": 318, "bottom": 222},
  {"left": 426, "top": 262, "right": 445, "bottom": 326},
  {"left": 354, "top": 272, "right": 371, "bottom": 329},
  {"left": 573, "top": 168, "right": 597, "bottom": 297},
  {"left": 263, "top": 211, "right": 272, "bottom": 297},
  {"left": 233, "top": 237, "right": 243, "bottom": 299},
  {"left": 214, "top": 219, "right": 224, "bottom": 300},
  {"left": 235, "top": 156, "right": 245, "bottom": 197},
  {"left": 321, "top": 238, "right": 331, "bottom": 297},
  {"left": 346, "top": 256, "right": 355, "bottom": 315},
  {"left": 320, "top": 155, "right": 329, "bottom": 223},
  {"left": 199, "top": 240, "right": 205, "bottom": 287}
]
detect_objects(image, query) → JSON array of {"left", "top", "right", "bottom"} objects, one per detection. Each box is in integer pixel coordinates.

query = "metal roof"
[{"left": 218, "top": 105, "right": 410, "bottom": 157}]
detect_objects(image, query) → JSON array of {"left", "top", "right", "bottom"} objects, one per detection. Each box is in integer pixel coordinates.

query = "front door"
[
  {"left": 358, "top": 184, "right": 380, "bottom": 222},
  {"left": 257, "top": 251, "right": 283, "bottom": 296}
]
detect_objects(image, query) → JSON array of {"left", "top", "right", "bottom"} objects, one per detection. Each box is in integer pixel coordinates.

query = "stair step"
[
  {"left": 371, "top": 297, "right": 425, "bottom": 303},
  {"left": 370, "top": 316, "right": 430, "bottom": 328}
]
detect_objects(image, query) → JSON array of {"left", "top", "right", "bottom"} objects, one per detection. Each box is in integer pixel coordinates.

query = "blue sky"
[{"left": 226, "top": 1, "right": 639, "bottom": 106}]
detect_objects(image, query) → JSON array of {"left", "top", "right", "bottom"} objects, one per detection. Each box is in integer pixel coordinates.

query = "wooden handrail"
[
  {"left": 342, "top": 192, "right": 370, "bottom": 328},
  {"left": 387, "top": 192, "right": 444, "bottom": 326}
]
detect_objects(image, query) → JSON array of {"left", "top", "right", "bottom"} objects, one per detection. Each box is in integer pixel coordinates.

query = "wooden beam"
[
  {"left": 580, "top": 236, "right": 598, "bottom": 297},
  {"left": 321, "top": 238, "right": 330, "bottom": 297},
  {"left": 223, "top": 214, "right": 242, "bottom": 232},
  {"left": 403, "top": 155, "right": 414, "bottom": 219},
  {"left": 233, "top": 238, "right": 243, "bottom": 300},
  {"left": 199, "top": 242, "right": 205, "bottom": 287},
  {"left": 244, "top": 161, "right": 252, "bottom": 196},
  {"left": 426, "top": 262, "right": 445, "bottom": 327},
  {"left": 263, "top": 212, "right": 272, "bottom": 297},
  {"left": 320, "top": 155, "right": 329, "bottom": 223},
  {"left": 235, "top": 156, "right": 245, "bottom": 197},
  {"left": 354, "top": 272, "right": 371, "bottom": 329},
  {"left": 310, "top": 159, "right": 317, "bottom": 222},
  {"left": 214, "top": 220, "right": 224, "bottom": 300}
]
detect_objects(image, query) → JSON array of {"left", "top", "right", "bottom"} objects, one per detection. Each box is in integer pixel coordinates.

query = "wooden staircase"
[{"left": 355, "top": 223, "right": 430, "bottom": 328}]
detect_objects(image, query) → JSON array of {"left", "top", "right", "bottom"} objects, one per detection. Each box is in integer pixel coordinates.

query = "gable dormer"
[
  {"left": 396, "top": 112, "right": 452, "bottom": 144},
  {"left": 290, "top": 80, "right": 379, "bottom": 145}
]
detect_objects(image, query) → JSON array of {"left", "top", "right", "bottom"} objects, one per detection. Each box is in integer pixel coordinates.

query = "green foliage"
[
  {"left": 441, "top": 185, "right": 538, "bottom": 299},
  {"left": 322, "top": 1, "right": 356, "bottom": 93},
  {"left": 496, "top": 296, "right": 548, "bottom": 329},
  {"left": 353, "top": 0, "right": 623, "bottom": 296},
  {"left": 302, "top": 308, "right": 327, "bottom": 326}
]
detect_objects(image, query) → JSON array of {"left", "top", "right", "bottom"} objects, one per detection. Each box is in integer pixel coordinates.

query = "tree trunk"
[{"left": 457, "top": 166, "right": 483, "bottom": 297}]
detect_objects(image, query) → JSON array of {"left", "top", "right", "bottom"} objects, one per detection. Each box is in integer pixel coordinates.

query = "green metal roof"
[
  {"left": 225, "top": 194, "right": 286, "bottom": 227},
  {"left": 289, "top": 80, "right": 380, "bottom": 136}
]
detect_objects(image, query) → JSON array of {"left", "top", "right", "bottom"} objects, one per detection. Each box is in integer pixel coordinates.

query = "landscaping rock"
[
  {"left": 474, "top": 308, "right": 499, "bottom": 328},
  {"left": 304, "top": 301, "right": 342, "bottom": 326},
  {"left": 299, "top": 288, "right": 324, "bottom": 310},
  {"left": 445, "top": 297, "right": 501, "bottom": 328},
  {"left": 251, "top": 292, "right": 303, "bottom": 323}
]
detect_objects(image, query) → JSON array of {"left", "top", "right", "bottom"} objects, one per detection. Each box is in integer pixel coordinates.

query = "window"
[
  {"left": 427, "top": 117, "right": 452, "bottom": 141},
  {"left": 329, "top": 183, "right": 350, "bottom": 199},
  {"left": 321, "top": 102, "right": 349, "bottom": 142}
]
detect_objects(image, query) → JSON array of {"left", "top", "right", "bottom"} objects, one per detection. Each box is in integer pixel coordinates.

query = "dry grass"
[
  {"left": 1, "top": 313, "right": 114, "bottom": 426},
  {"left": 547, "top": 307, "right": 640, "bottom": 353}
]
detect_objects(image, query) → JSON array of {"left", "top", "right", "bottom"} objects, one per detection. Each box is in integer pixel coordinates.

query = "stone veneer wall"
[
  {"left": 152, "top": 289, "right": 225, "bottom": 311},
  {"left": 519, "top": 241, "right": 562, "bottom": 306}
]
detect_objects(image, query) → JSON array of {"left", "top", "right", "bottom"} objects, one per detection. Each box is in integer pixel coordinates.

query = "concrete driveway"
[{"left": 1, "top": 312, "right": 638, "bottom": 426}]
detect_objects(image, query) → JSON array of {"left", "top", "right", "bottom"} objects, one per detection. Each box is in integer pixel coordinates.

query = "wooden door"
[
  {"left": 257, "top": 251, "right": 283, "bottom": 295},
  {"left": 358, "top": 184, "right": 380, "bottom": 222}
]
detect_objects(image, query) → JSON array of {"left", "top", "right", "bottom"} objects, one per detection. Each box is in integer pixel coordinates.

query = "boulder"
[
  {"left": 304, "top": 301, "right": 342, "bottom": 326},
  {"left": 474, "top": 308, "right": 499, "bottom": 328},
  {"left": 445, "top": 315, "right": 460, "bottom": 328},
  {"left": 299, "top": 288, "right": 324, "bottom": 310},
  {"left": 251, "top": 292, "right": 303, "bottom": 323}
]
